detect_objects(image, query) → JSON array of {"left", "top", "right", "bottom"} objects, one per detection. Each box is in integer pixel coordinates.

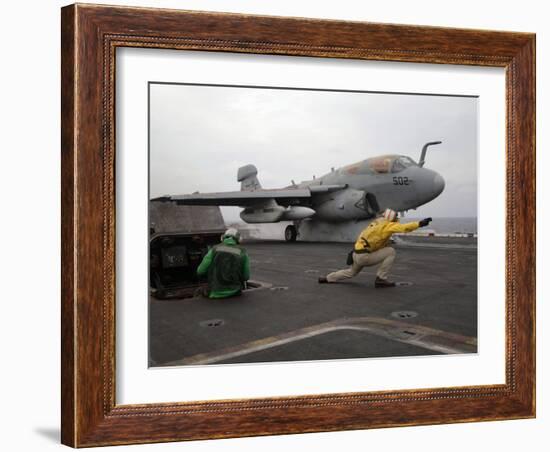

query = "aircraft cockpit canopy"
[
  {"left": 391, "top": 156, "right": 417, "bottom": 173},
  {"left": 341, "top": 155, "right": 419, "bottom": 176},
  {"left": 362, "top": 155, "right": 418, "bottom": 174}
]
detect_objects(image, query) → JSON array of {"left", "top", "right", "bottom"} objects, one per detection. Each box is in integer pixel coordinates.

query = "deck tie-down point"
[
  {"left": 395, "top": 281, "right": 413, "bottom": 287},
  {"left": 391, "top": 311, "right": 418, "bottom": 319},
  {"left": 199, "top": 319, "right": 225, "bottom": 328}
]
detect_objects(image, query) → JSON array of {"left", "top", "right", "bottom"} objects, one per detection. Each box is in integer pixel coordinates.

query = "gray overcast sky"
[{"left": 150, "top": 83, "right": 477, "bottom": 222}]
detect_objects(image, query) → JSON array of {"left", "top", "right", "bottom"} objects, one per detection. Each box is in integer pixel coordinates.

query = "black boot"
[
  {"left": 375, "top": 277, "right": 396, "bottom": 288},
  {"left": 318, "top": 276, "right": 328, "bottom": 284}
]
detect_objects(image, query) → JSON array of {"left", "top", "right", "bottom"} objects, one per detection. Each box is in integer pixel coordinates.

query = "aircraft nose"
[{"left": 433, "top": 173, "right": 445, "bottom": 196}]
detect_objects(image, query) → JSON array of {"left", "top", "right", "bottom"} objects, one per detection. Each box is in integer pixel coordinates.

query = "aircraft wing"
[
  {"left": 152, "top": 185, "right": 347, "bottom": 207},
  {"left": 159, "top": 189, "right": 312, "bottom": 207}
]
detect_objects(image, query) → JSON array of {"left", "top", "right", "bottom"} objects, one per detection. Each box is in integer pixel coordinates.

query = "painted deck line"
[{"left": 164, "top": 317, "right": 477, "bottom": 366}]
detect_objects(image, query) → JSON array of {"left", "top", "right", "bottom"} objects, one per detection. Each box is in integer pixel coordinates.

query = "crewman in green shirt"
[{"left": 197, "top": 228, "right": 250, "bottom": 299}]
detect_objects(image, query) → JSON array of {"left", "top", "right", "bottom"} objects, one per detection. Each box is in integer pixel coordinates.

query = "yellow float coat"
[{"left": 354, "top": 219, "right": 420, "bottom": 252}]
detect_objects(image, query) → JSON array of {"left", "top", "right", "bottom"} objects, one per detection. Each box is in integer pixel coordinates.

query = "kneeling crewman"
[
  {"left": 197, "top": 228, "right": 250, "bottom": 298},
  {"left": 319, "top": 209, "right": 432, "bottom": 288}
]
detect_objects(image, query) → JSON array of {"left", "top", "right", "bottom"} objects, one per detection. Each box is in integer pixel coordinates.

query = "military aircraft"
[{"left": 157, "top": 141, "right": 445, "bottom": 242}]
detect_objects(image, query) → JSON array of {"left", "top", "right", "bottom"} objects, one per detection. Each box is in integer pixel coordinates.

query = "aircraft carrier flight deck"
[{"left": 149, "top": 236, "right": 477, "bottom": 367}]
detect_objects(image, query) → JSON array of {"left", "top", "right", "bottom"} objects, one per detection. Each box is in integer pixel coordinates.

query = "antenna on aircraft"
[{"left": 418, "top": 141, "right": 442, "bottom": 167}]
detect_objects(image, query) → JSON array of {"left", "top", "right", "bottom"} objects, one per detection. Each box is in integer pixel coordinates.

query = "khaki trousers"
[{"left": 326, "top": 247, "right": 396, "bottom": 282}]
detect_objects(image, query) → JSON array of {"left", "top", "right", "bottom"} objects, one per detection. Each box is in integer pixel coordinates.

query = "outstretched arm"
[{"left": 385, "top": 221, "right": 420, "bottom": 234}]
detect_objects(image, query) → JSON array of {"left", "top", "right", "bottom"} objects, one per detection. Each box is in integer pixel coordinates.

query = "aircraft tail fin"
[{"left": 237, "top": 164, "right": 262, "bottom": 191}]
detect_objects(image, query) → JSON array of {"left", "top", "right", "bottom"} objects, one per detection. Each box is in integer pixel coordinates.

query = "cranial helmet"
[
  {"left": 223, "top": 227, "right": 241, "bottom": 243},
  {"left": 383, "top": 208, "right": 398, "bottom": 222}
]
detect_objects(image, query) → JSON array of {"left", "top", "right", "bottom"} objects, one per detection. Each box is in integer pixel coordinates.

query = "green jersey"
[{"left": 196, "top": 237, "right": 250, "bottom": 299}]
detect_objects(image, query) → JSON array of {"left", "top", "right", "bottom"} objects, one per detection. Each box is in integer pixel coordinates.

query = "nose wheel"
[{"left": 284, "top": 225, "right": 297, "bottom": 242}]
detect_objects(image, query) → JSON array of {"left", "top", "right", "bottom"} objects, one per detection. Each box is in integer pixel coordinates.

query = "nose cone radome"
[{"left": 433, "top": 173, "right": 445, "bottom": 197}]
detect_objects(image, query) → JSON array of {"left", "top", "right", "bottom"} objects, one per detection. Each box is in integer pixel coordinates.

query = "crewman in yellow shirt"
[{"left": 319, "top": 209, "right": 432, "bottom": 288}]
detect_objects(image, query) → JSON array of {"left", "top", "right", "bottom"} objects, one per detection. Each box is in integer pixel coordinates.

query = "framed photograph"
[{"left": 61, "top": 3, "right": 535, "bottom": 447}]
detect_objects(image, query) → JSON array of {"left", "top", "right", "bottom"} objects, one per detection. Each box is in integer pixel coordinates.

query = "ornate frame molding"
[{"left": 61, "top": 4, "right": 535, "bottom": 447}]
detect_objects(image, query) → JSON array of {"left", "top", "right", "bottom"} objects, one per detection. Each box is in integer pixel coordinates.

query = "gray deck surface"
[{"left": 149, "top": 238, "right": 477, "bottom": 367}]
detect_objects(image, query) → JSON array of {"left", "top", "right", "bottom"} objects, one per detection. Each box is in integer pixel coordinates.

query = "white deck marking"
[{"left": 164, "top": 317, "right": 477, "bottom": 366}]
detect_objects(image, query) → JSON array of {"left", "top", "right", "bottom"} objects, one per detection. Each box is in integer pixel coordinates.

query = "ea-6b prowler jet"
[{"left": 157, "top": 141, "right": 445, "bottom": 242}]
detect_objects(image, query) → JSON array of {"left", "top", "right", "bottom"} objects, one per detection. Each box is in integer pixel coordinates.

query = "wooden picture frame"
[{"left": 61, "top": 3, "right": 535, "bottom": 447}]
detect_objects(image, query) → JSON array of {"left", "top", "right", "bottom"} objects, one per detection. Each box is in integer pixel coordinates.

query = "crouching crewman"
[
  {"left": 197, "top": 228, "right": 250, "bottom": 298},
  {"left": 319, "top": 209, "right": 432, "bottom": 288}
]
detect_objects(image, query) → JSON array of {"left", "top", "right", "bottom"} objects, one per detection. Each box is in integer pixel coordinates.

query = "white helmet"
[
  {"left": 383, "top": 208, "right": 398, "bottom": 222},
  {"left": 223, "top": 227, "right": 241, "bottom": 242}
]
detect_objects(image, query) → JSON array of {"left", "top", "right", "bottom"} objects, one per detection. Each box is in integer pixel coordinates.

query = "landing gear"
[{"left": 284, "top": 225, "right": 297, "bottom": 242}]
